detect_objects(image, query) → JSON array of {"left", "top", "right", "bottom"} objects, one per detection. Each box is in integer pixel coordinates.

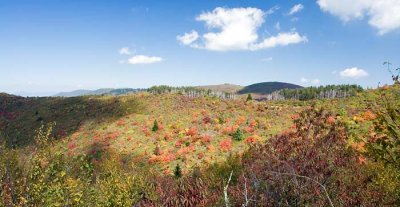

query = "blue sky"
[{"left": 1, "top": 0, "right": 399, "bottom": 96}]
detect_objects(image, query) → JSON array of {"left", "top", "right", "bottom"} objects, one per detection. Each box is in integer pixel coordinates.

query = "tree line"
[
  {"left": 147, "top": 85, "right": 237, "bottom": 100},
  {"left": 263, "top": 84, "right": 363, "bottom": 101}
]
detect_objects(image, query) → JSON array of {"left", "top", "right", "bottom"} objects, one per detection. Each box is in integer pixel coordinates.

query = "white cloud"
[
  {"left": 196, "top": 7, "right": 264, "bottom": 51},
  {"left": 178, "top": 7, "right": 307, "bottom": 51},
  {"left": 301, "top": 78, "right": 320, "bottom": 85},
  {"left": 311, "top": 79, "right": 321, "bottom": 84},
  {"left": 301, "top": 78, "right": 309, "bottom": 83},
  {"left": 289, "top": 4, "right": 304, "bottom": 15},
  {"left": 250, "top": 32, "right": 308, "bottom": 50},
  {"left": 261, "top": 57, "right": 273, "bottom": 62},
  {"left": 128, "top": 55, "right": 163, "bottom": 65},
  {"left": 339, "top": 67, "right": 369, "bottom": 78},
  {"left": 177, "top": 30, "right": 199, "bottom": 45},
  {"left": 266, "top": 5, "right": 280, "bottom": 15},
  {"left": 317, "top": 0, "right": 400, "bottom": 34},
  {"left": 275, "top": 22, "right": 281, "bottom": 30},
  {"left": 119, "top": 47, "right": 131, "bottom": 55}
]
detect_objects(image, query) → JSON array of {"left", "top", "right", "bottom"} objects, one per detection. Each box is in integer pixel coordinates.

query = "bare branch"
[
  {"left": 241, "top": 173, "right": 249, "bottom": 207},
  {"left": 224, "top": 170, "right": 234, "bottom": 207}
]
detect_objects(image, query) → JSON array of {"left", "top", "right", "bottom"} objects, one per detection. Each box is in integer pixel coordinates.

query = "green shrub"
[{"left": 232, "top": 128, "right": 244, "bottom": 141}]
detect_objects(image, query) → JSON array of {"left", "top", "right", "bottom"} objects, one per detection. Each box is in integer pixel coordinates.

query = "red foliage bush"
[
  {"left": 175, "top": 140, "right": 183, "bottom": 148},
  {"left": 202, "top": 116, "right": 212, "bottom": 124},
  {"left": 67, "top": 142, "right": 76, "bottom": 150},
  {"left": 229, "top": 106, "right": 386, "bottom": 206}
]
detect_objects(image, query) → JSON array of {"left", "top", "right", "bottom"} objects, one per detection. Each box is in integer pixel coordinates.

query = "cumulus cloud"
[
  {"left": 250, "top": 32, "right": 308, "bottom": 50},
  {"left": 128, "top": 55, "right": 163, "bottom": 65},
  {"left": 339, "top": 67, "right": 369, "bottom": 78},
  {"left": 178, "top": 7, "right": 307, "bottom": 51},
  {"left": 119, "top": 47, "right": 131, "bottom": 55},
  {"left": 317, "top": 0, "right": 400, "bottom": 34},
  {"left": 289, "top": 4, "right": 304, "bottom": 15},
  {"left": 177, "top": 30, "right": 199, "bottom": 45}
]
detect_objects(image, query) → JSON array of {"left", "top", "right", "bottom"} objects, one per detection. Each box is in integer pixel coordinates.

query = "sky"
[{"left": 1, "top": 0, "right": 400, "bottom": 96}]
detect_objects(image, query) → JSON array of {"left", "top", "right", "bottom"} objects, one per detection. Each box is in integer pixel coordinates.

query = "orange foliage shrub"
[
  {"left": 187, "top": 127, "right": 198, "bottom": 136},
  {"left": 351, "top": 141, "right": 366, "bottom": 152},
  {"left": 363, "top": 110, "right": 377, "bottom": 121},
  {"left": 164, "top": 132, "right": 173, "bottom": 141},
  {"left": 235, "top": 116, "right": 246, "bottom": 125},
  {"left": 219, "top": 139, "right": 232, "bottom": 151},
  {"left": 206, "top": 144, "right": 215, "bottom": 153},
  {"left": 221, "top": 125, "right": 239, "bottom": 135},
  {"left": 178, "top": 147, "right": 191, "bottom": 156},
  {"left": 245, "top": 135, "right": 259, "bottom": 144},
  {"left": 244, "top": 126, "right": 255, "bottom": 133},
  {"left": 327, "top": 116, "right": 335, "bottom": 124},
  {"left": 224, "top": 117, "right": 230, "bottom": 123},
  {"left": 198, "top": 152, "right": 205, "bottom": 159},
  {"left": 201, "top": 134, "right": 212, "bottom": 144},
  {"left": 142, "top": 127, "right": 151, "bottom": 137},
  {"left": 249, "top": 120, "right": 257, "bottom": 128},
  {"left": 116, "top": 119, "right": 126, "bottom": 126}
]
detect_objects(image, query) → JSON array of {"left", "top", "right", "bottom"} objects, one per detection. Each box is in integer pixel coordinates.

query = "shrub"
[
  {"left": 231, "top": 128, "right": 244, "bottom": 141},
  {"left": 231, "top": 106, "right": 385, "bottom": 206}
]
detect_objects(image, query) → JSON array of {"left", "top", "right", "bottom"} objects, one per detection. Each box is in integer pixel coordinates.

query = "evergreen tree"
[
  {"left": 152, "top": 120, "right": 159, "bottom": 132},
  {"left": 174, "top": 164, "right": 182, "bottom": 178},
  {"left": 246, "top": 93, "right": 253, "bottom": 102}
]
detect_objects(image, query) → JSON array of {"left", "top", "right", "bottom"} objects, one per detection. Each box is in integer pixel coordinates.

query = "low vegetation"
[{"left": 0, "top": 83, "right": 399, "bottom": 206}]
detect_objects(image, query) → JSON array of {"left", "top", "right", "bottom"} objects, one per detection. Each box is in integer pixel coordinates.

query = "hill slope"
[
  {"left": 238, "top": 82, "right": 303, "bottom": 95},
  {"left": 195, "top": 83, "right": 244, "bottom": 94}
]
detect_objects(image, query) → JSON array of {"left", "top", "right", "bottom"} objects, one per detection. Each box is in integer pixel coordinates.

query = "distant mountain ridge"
[
  {"left": 238, "top": 82, "right": 303, "bottom": 95},
  {"left": 52, "top": 82, "right": 303, "bottom": 97},
  {"left": 53, "top": 88, "right": 145, "bottom": 97}
]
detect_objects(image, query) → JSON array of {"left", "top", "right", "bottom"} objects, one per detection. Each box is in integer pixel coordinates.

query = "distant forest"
[
  {"left": 265, "top": 84, "right": 364, "bottom": 101},
  {"left": 148, "top": 84, "right": 364, "bottom": 101}
]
